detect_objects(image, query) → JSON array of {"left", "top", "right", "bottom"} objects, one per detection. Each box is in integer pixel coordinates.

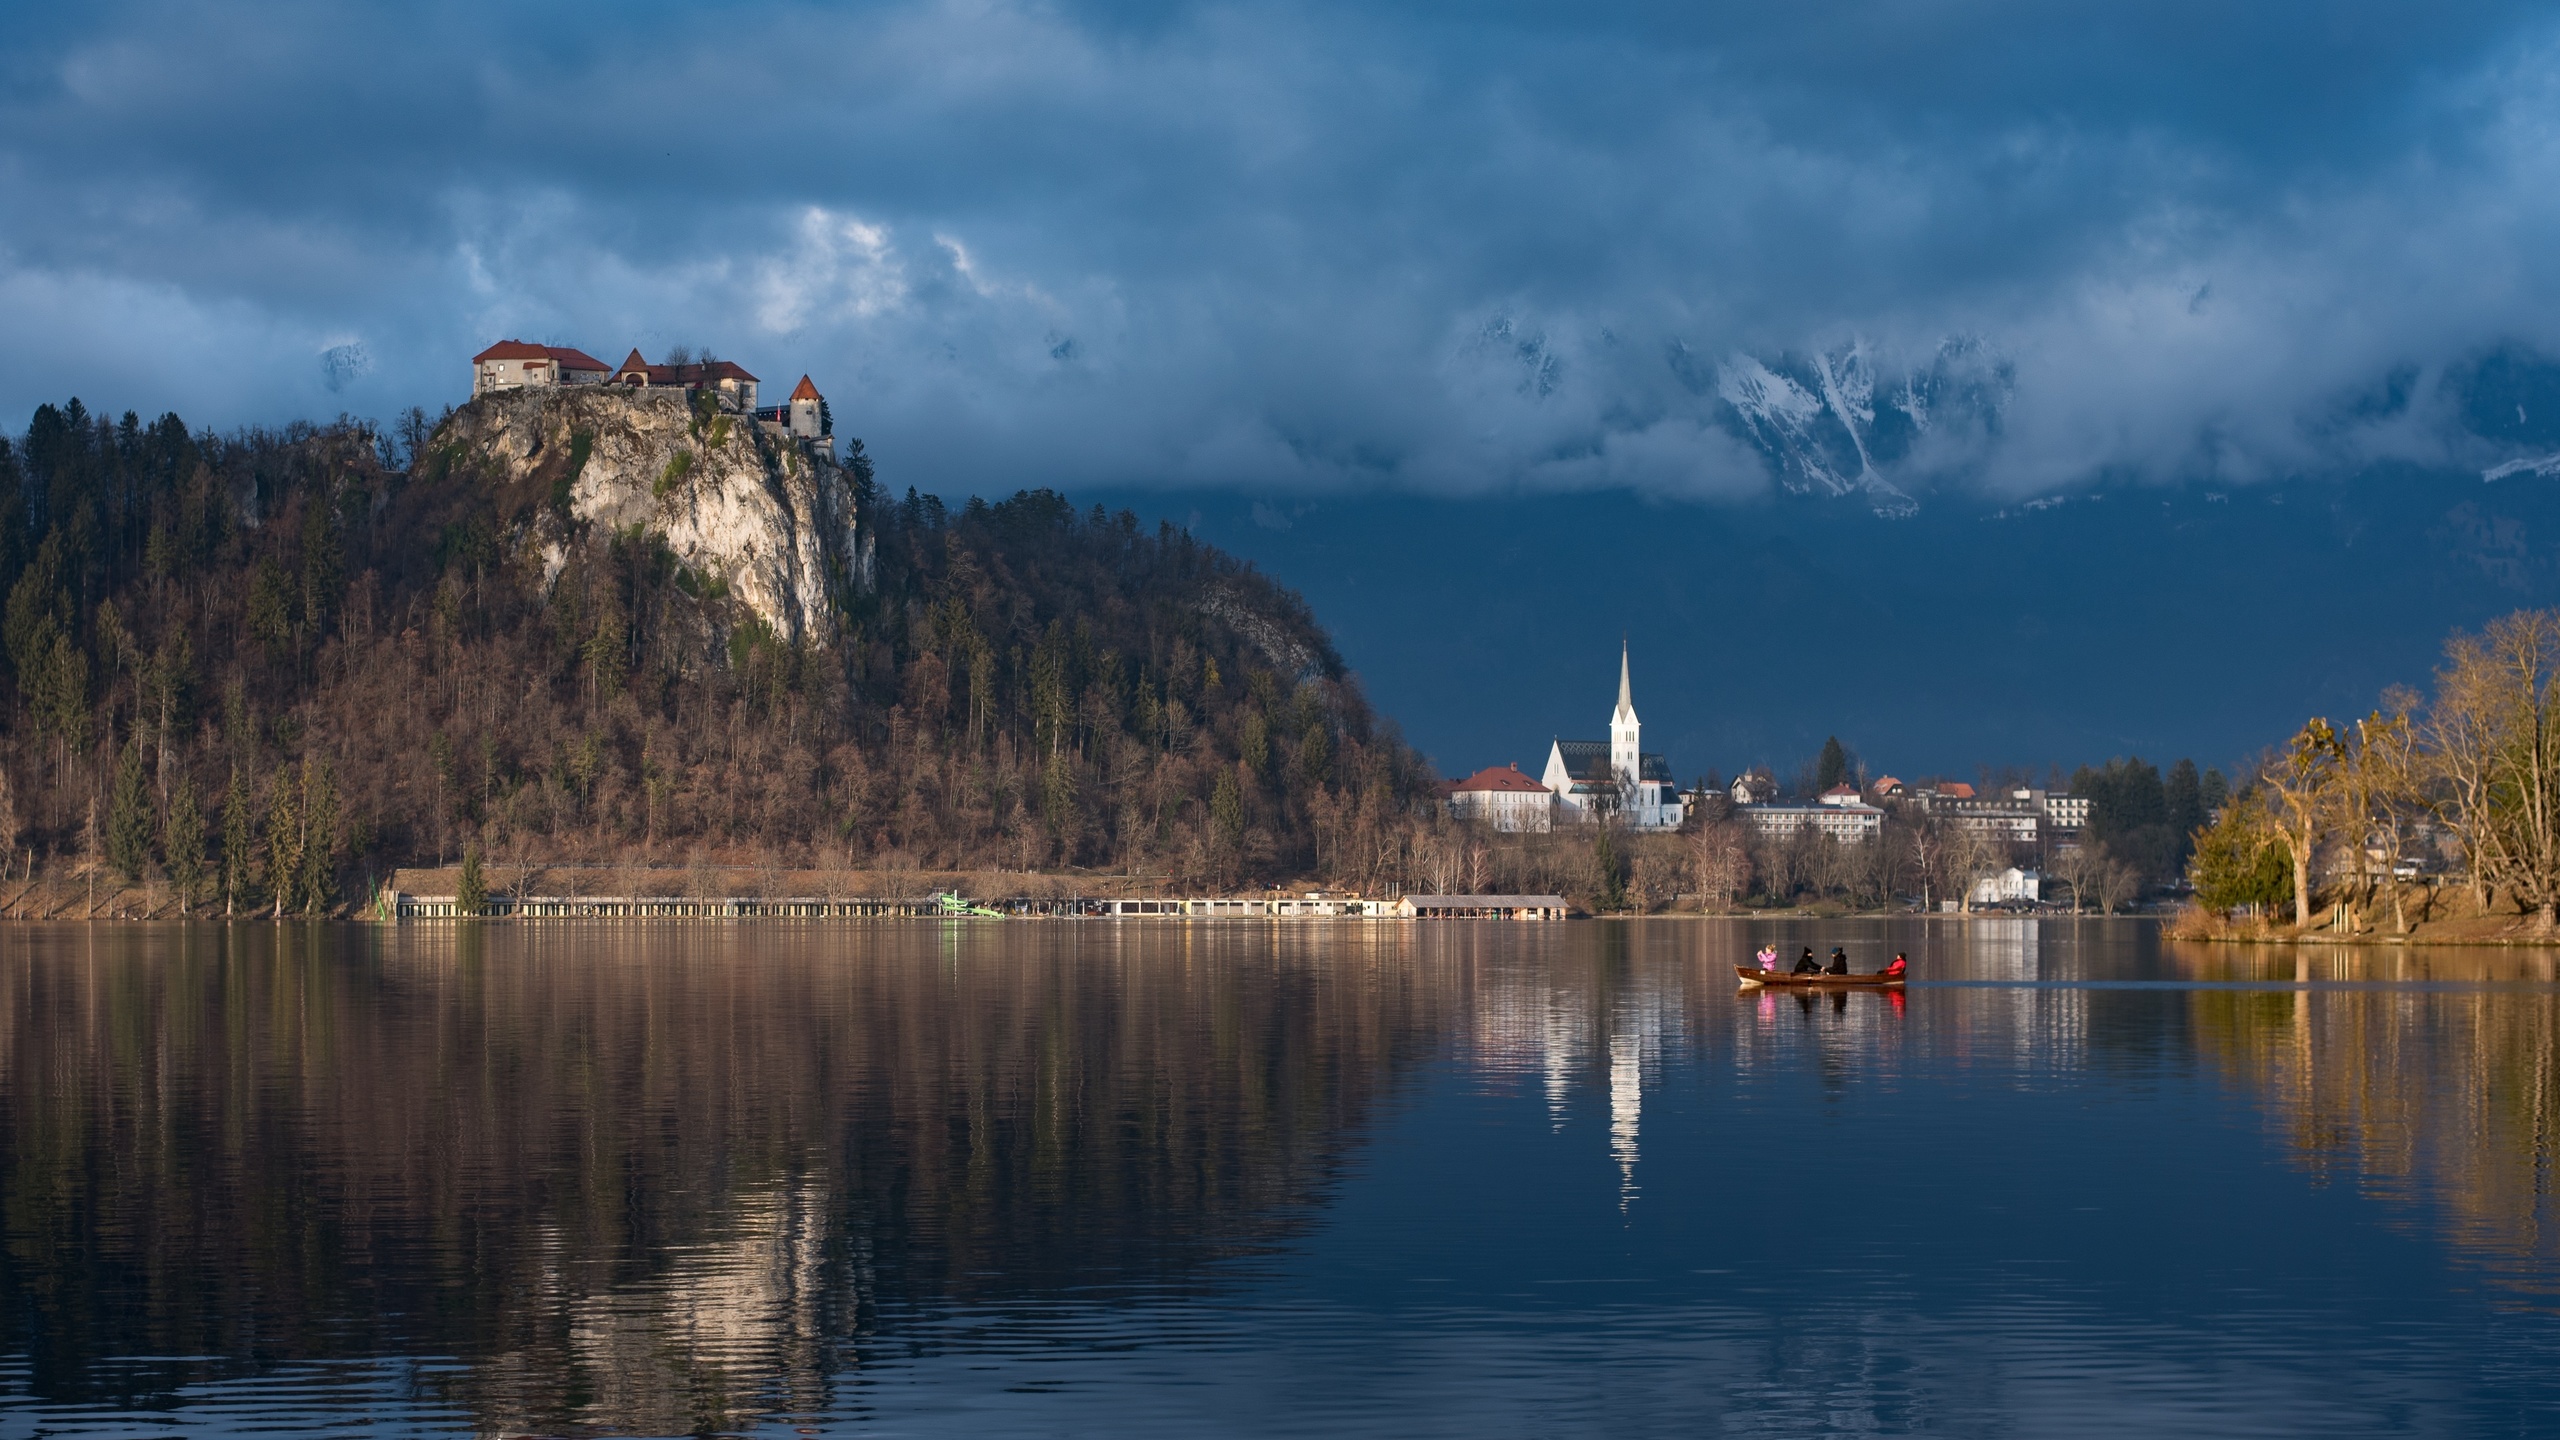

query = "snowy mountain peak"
[{"left": 1708, "top": 336, "right": 2009, "bottom": 517}]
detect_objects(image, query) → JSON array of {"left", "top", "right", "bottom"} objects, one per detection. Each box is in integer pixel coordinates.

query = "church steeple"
[{"left": 1609, "top": 639, "right": 1640, "bottom": 791}]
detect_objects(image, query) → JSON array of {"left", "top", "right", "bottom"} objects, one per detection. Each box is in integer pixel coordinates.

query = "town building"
[
  {"left": 1737, "top": 800, "right": 1885, "bottom": 843},
  {"left": 470, "top": 341, "right": 613, "bottom": 397},
  {"left": 2035, "top": 790, "right": 2091, "bottom": 838},
  {"left": 1541, "top": 645, "right": 1685, "bottom": 830},
  {"left": 1729, "top": 768, "right": 1778, "bottom": 805},
  {"left": 1970, "top": 866, "right": 2043, "bottom": 906},
  {"left": 1450, "top": 764, "right": 1556, "bottom": 832}
]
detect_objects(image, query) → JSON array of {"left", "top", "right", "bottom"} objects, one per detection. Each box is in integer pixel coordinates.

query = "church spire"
[{"left": 1614, "top": 639, "right": 1635, "bottom": 723}]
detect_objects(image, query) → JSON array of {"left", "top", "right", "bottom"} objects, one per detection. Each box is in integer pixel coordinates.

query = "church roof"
[
  {"left": 1550, "top": 741, "right": 1674, "bottom": 786},
  {"left": 1614, "top": 641, "right": 1636, "bottom": 723},
  {"left": 1551, "top": 740, "right": 1611, "bottom": 783}
]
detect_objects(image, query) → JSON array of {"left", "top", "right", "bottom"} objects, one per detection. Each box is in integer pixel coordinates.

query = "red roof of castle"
[
  {"left": 789, "top": 374, "right": 823, "bottom": 403},
  {"left": 473, "top": 340, "right": 609, "bottom": 370},
  {"left": 1454, "top": 764, "right": 1551, "bottom": 794},
  {"left": 611, "top": 350, "right": 761, "bottom": 387}
]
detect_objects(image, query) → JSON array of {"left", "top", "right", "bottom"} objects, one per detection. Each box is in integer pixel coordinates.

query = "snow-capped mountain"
[{"left": 1711, "top": 337, "right": 2011, "bottom": 518}]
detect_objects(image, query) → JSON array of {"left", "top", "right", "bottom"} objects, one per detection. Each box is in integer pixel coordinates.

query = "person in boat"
[
  {"left": 1826, "top": 947, "right": 1850, "bottom": 975},
  {"left": 1884, "top": 953, "right": 1909, "bottom": 978},
  {"left": 1792, "top": 948, "right": 1822, "bottom": 974},
  {"left": 1756, "top": 946, "right": 1778, "bottom": 972}
]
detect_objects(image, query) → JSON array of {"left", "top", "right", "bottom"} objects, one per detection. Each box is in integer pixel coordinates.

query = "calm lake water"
[{"left": 2, "top": 918, "right": 2557, "bottom": 1436}]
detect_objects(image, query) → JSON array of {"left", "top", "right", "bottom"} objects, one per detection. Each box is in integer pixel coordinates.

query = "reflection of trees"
[
  {"left": 2176, "top": 943, "right": 2560, "bottom": 1301},
  {"left": 0, "top": 922, "right": 1459, "bottom": 1433}
]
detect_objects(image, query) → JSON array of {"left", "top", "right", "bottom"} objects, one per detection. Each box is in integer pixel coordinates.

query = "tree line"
[
  {"left": 0, "top": 398, "right": 1449, "bottom": 911},
  {"left": 2189, "top": 608, "right": 2560, "bottom": 933}
]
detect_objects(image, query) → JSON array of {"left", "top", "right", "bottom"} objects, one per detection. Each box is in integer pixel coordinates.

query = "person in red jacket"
[{"left": 1883, "top": 953, "right": 1909, "bottom": 978}]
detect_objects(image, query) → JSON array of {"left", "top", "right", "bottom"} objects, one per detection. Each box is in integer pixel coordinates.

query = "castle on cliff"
[{"left": 469, "top": 340, "right": 831, "bottom": 442}]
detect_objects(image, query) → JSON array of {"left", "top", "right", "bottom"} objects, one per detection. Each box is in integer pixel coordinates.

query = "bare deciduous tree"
[{"left": 2262, "top": 718, "right": 2348, "bottom": 929}]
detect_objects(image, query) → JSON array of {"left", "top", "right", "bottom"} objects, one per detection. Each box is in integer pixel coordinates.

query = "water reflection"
[{"left": 0, "top": 918, "right": 2555, "bottom": 1433}]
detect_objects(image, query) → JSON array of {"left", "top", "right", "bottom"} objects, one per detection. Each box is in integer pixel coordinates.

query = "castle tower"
[
  {"left": 1609, "top": 640, "right": 1640, "bottom": 788},
  {"left": 787, "top": 375, "right": 825, "bottom": 440}
]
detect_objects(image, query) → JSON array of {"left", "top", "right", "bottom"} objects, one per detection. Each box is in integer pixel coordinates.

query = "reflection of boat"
[
  {"left": 1736, "top": 966, "right": 1903, "bottom": 988},
  {"left": 932, "top": 892, "right": 1006, "bottom": 918}
]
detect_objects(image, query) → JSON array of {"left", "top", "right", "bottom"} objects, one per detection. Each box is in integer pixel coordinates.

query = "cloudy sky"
[{"left": 10, "top": 0, "right": 2560, "bottom": 505}]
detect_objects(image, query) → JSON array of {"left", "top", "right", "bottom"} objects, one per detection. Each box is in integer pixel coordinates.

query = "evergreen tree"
[
  {"left": 457, "top": 846, "right": 488, "bottom": 917},
  {"left": 2165, "top": 759, "right": 2205, "bottom": 850},
  {"left": 1299, "top": 724, "right": 1331, "bottom": 791},
  {"left": 2190, "top": 795, "right": 2292, "bottom": 916},
  {"left": 2199, "top": 767, "right": 2229, "bottom": 816},
  {"left": 105, "top": 735, "right": 153, "bottom": 882},
  {"left": 1211, "top": 769, "right": 1245, "bottom": 852},
  {"left": 265, "top": 765, "right": 300, "bottom": 919},
  {"left": 1593, "top": 827, "right": 1626, "bottom": 910},
  {"left": 1241, "top": 711, "right": 1270, "bottom": 776},
  {"left": 298, "top": 754, "right": 338, "bottom": 914},
  {"left": 1816, "top": 736, "right": 1849, "bottom": 793},
  {"left": 164, "top": 775, "right": 206, "bottom": 910},
  {"left": 220, "top": 767, "right": 254, "bottom": 917}
]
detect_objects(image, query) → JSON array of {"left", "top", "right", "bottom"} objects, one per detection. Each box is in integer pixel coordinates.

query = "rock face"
[{"left": 439, "top": 387, "right": 860, "bottom": 645}]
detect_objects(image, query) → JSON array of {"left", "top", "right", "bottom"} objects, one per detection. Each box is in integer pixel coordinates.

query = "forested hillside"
[{"left": 0, "top": 398, "right": 1442, "bottom": 911}]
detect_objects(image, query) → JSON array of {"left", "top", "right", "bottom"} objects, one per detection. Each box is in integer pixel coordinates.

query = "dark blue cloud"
[{"left": 7, "top": 0, "right": 2560, "bottom": 502}]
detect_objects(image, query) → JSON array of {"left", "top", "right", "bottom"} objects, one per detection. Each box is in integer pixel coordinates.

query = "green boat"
[{"left": 932, "top": 891, "right": 1007, "bottom": 918}]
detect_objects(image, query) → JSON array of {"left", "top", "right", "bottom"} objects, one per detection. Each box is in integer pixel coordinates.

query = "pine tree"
[
  {"left": 297, "top": 754, "right": 338, "bottom": 915},
  {"left": 1211, "top": 769, "right": 1245, "bottom": 854},
  {"left": 265, "top": 765, "right": 300, "bottom": 919},
  {"left": 106, "top": 735, "right": 153, "bottom": 882},
  {"left": 220, "top": 768, "right": 253, "bottom": 917},
  {"left": 1816, "top": 736, "right": 1849, "bottom": 794},
  {"left": 457, "top": 846, "right": 487, "bottom": 917},
  {"left": 1593, "top": 827, "right": 1627, "bottom": 911},
  {"left": 164, "top": 775, "right": 205, "bottom": 910}
]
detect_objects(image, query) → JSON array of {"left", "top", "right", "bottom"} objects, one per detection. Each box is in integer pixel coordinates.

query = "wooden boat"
[{"left": 1736, "top": 966, "right": 1905, "bottom": 988}]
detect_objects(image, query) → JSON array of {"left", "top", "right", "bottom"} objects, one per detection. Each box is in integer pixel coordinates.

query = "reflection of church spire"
[
  {"left": 1609, "top": 1025, "right": 1640, "bottom": 1209},
  {"left": 1543, "top": 997, "right": 1575, "bottom": 1131}
]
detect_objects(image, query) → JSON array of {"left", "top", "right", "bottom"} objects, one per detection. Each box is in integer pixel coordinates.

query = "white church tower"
[
  {"left": 1536, "top": 640, "right": 1684, "bottom": 830},
  {"left": 1610, "top": 640, "right": 1640, "bottom": 793}
]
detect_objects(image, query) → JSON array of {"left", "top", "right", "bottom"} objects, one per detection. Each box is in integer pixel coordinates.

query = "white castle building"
[{"left": 1541, "top": 645, "right": 1685, "bottom": 830}]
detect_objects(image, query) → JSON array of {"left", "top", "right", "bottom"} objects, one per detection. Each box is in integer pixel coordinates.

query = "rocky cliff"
[{"left": 437, "top": 386, "right": 862, "bottom": 645}]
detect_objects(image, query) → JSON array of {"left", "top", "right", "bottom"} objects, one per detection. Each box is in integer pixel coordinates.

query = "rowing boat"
[{"left": 1735, "top": 966, "right": 1905, "bottom": 988}]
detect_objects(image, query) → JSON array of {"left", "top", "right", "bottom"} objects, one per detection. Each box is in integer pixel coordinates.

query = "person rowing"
[{"left": 1792, "top": 947, "right": 1822, "bottom": 974}]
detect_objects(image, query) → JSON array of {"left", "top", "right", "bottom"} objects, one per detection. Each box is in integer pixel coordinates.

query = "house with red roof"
[
  {"left": 470, "top": 340, "right": 613, "bottom": 397},
  {"left": 1449, "top": 763, "right": 1555, "bottom": 833}
]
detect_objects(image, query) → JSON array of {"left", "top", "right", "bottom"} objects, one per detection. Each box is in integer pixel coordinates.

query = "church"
[{"left": 1541, "top": 645, "right": 1686, "bottom": 830}]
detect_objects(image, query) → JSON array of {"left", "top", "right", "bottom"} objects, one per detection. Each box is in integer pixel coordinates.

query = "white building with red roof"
[
  {"left": 470, "top": 340, "right": 613, "bottom": 397},
  {"left": 1450, "top": 763, "right": 1556, "bottom": 832}
]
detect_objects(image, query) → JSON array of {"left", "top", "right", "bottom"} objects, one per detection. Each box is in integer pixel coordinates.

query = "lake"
[{"left": 1, "top": 918, "right": 2555, "bottom": 1436}]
